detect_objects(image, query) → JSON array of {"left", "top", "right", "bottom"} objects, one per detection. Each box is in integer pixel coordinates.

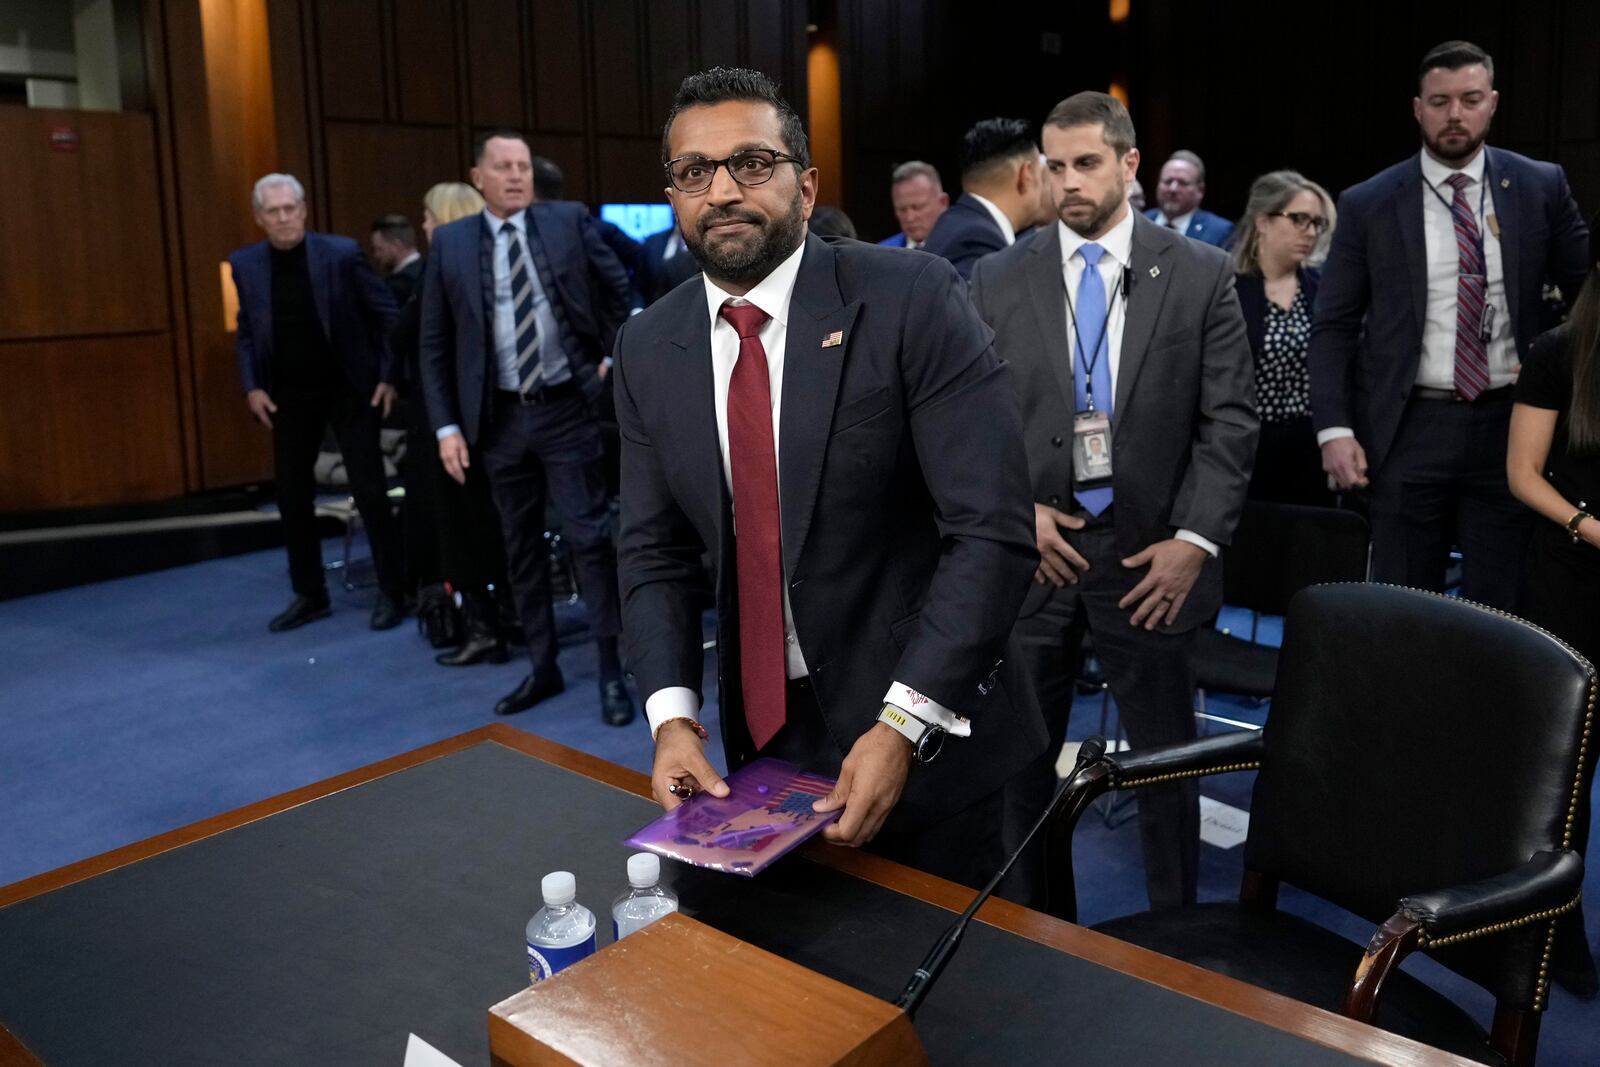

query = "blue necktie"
[
  {"left": 503, "top": 222, "right": 543, "bottom": 395},
  {"left": 1073, "top": 243, "right": 1114, "bottom": 516}
]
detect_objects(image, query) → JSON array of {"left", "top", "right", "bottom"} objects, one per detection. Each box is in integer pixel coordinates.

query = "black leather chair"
[{"left": 1045, "top": 584, "right": 1595, "bottom": 1065}]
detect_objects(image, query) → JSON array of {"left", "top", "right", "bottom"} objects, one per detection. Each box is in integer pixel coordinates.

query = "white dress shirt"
[
  {"left": 968, "top": 193, "right": 1016, "bottom": 246},
  {"left": 1317, "top": 147, "right": 1513, "bottom": 445},
  {"left": 394, "top": 250, "right": 421, "bottom": 272},
  {"left": 643, "top": 240, "right": 971, "bottom": 740},
  {"left": 1153, "top": 209, "right": 1195, "bottom": 234},
  {"left": 1057, "top": 210, "right": 1217, "bottom": 557}
]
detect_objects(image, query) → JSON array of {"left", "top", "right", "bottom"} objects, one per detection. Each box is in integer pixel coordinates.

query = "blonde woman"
[{"left": 1231, "top": 170, "right": 1336, "bottom": 504}]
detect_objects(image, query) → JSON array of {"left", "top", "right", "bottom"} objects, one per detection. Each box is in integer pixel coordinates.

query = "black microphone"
[{"left": 893, "top": 735, "right": 1112, "bottom": 1017}]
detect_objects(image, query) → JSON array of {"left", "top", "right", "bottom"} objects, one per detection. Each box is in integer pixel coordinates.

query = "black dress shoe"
[
  {"left": 269, "top": 595, "right": 331, "bottom": 633},
  {"left": 370, "top": 592, "right": 406, "bottom": 631},
  {"left": 600, "top": 678, "right": 636, "bottom": 727},
  {"left": 495, "top": 668, "right": 566, "bottom": 716},
  {"left": 436, "top": 632, "right": 510, "bottom": 666}
]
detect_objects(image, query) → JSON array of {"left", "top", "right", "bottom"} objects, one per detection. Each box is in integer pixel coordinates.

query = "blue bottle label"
[{"left": 527, "top": 932, "right": 596, "bottom": 983}]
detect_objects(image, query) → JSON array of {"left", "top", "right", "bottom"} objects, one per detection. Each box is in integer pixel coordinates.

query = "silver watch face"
[{"left": 915, "top": 725, "right": 945, "bottom": 763}]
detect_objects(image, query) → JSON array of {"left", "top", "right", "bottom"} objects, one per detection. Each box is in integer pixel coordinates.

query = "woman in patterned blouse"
[{"left": 1231, "top": 171, "right": 1337, "bottom": 505}]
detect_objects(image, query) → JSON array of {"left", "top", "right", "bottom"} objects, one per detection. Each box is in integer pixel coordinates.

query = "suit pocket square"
[{"left": 830, "top": 386, "right": 893, "bottom": 435}]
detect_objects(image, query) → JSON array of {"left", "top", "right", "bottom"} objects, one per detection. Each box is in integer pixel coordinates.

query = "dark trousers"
[
  {"left": 1248, "top": 415, "right": 1332, "bottom": 507},
  {"left": 402, "top": 396, "right": 443, "bottom": 591},
  {"left": 480, "top": 386, "right": 621, "bottom": 670},
  {"left": 1369, "top": 390, "right": 1531, "bottom": 609},
  {"left": 758, "top": 678, "right": 1007, "bottom": 890},
  {"left": 1005, "top": 511, "right": 1199, "bottom": 911},
  {"left": 272, "top": 384, "right": 402, "bottom": 600}
]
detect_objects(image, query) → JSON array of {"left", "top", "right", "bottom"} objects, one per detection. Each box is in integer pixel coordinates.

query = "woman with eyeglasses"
[{"left": 1231, "top": 170, "right": 1337, "bottom": 505}]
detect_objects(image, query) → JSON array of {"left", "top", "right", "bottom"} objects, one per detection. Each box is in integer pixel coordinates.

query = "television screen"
[{"left": 600, "top": 203, "right": 676, "bottom": 242}]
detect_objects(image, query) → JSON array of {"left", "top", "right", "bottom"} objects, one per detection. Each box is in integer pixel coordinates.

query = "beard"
[
  {"left": 1424, "top": 123, "right": 1487, "bottom": 164},
  {"left": 1057, "top": 181, "right": 1126, "bottom": 238},
  {"left": 683, "top": 193, "right": 807, "bottom": 290}
]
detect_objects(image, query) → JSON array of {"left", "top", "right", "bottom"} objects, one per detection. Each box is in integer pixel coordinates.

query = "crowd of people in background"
[{"left": 227, "top": 37, "right": 1599, "bottom": 825}]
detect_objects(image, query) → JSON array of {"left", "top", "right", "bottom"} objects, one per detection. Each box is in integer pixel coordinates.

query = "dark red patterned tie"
[
  {"left": 1446, "top": 172, "right": 1490, "bottom": 401},
  {"left": 720, "top": 301, "right": 787, "bottom": 749}
]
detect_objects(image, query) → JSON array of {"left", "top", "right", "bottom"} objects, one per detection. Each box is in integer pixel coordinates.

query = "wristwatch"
[{"left": 877, "top": 703, "right": 946, "bottom": 764}]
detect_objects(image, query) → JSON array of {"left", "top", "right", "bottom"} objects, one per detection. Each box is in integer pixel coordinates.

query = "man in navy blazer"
[
  {"left": 1146, "top": 150, "right": 1234, "bottom": 248},
  {"left": 617, "top": 68, "right": 1044, "bottom": 888},
  {"left": 876, "top": 160, "right": 948, "bottom": 250},
  {"left": 1310, "top": 41, "right": 1589, "bottom": 608},
  {"left": 419, "top": 130, "right": 636, "bottom": 725},
  {"left": 922, "top": 118, "right": 1055, "bottom": 280},
  {"left": 229, "top": 173, "right": 404, "bottom": 633}
]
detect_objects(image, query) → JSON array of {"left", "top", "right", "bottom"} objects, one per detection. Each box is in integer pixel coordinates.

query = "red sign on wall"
[{"left": 49, "top": 126, "right": 79, "bottom": 152}]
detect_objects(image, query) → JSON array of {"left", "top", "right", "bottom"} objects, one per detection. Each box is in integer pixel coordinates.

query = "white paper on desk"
[{"left": 403, "top": 1033, "right": 465, "bottom": 1067}]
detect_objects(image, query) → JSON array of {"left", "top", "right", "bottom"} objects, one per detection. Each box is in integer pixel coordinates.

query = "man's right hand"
[
  {"left": 438, "top": 431, "right": 470, "bottom": 485},
  {"left": 1321, "top": 436, "right": 1370, "bottom": 490},
  {"left": 245, "top": 389, "right": 277, "bottom": 429},
  {"left": 1034, "top": 503, "right": 1090, "bottom": 586},
  {"left": 650, "top": 719, "right": 730, "bottom": 811}
]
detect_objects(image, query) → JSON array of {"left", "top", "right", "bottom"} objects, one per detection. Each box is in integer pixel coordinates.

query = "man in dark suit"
[
  {"left": 638, "top": 223, "right": 700, "bottom": 306},
  {"left": 370, "top": 214, "right": 423, "bottom": 306},
  {"left": 1145, "top": 150, "right": 1234, "bottom": 248},
  {"left": 616, "top": 67, "right": 1045, "bottom": 888},
  {"left": 532, "top": 155, "right": 646, "bottom": 311},
  {"left": 1310, "top": 40, "right": 1590, "bottom": 609},
  {"left": 922, "top": 118, "right": 1055, "bottom": 280},
  {"left": 971, "top": 93, "right": 1257, "bottom": 909},
  {"left": 419, "top": 130, "right": 636, "bottom": 725},
  {"left": 230, "top": 174, "right": 405, "bottom": 633},
  {"left": 877, "top": 160, "right": 948, "bottom": 249}
]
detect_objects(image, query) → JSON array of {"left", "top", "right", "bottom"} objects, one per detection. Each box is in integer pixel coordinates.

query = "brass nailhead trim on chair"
[
  {"left": 1114, "top": 761, "right": 1261, "bottom": 788},
  {"left": 1419, "top": 895, "right": 1582, "bottom": 949}
]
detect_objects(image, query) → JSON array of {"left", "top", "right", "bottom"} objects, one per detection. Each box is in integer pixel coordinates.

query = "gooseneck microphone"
[{"left": 893, "top": 736, "right": 1112, "bottom": 1017}]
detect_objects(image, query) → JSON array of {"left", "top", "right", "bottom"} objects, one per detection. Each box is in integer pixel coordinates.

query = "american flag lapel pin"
[{"left": 821, "top": 330, "right": 844, "bottom": 348}]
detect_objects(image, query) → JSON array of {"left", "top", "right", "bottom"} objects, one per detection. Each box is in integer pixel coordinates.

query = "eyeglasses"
[
  {"left": 664, "top": 149, "right": 805, "bottom": 194},
  {"left": 1269, "top": 211, "right": 1330, "bottom": 235}
]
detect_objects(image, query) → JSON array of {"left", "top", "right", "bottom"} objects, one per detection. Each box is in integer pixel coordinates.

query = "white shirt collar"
[
  {"left": 396, "top": 250, "right": 421, "bottom": 270},
  {"left": 1419, "top": 145, "right": 1486, "bottom": 191},
  {"left": 1057, "top": 204, "right": 1136, "bottom": 270},
  {"left": 967, "top": 193, "right": 1016, "bottom": 246},
  {"left": 701, "top": 235, "right": 809, "bottom": 331},
  {"left": 483, "top": 206, "right": 526, "bottom": 234},
  {"left": 1157, "top": 208, "right": 1196, "bottom": 233}
]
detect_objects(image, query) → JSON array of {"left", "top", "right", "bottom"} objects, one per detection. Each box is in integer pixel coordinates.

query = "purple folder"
[{"left": 624, "top": 758, "right": 841, "bottom": 876}]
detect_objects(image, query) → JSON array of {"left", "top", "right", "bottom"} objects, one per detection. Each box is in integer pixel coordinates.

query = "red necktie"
[
  {"left": 1445, "top": 172, "right": 1490, "bottom": 400},
  {"left": 720, "top": 301, "right": 787, "bottom": 749}
]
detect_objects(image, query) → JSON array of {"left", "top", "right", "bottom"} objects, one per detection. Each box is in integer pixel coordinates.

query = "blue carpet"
[{"left": 2, "top": 549, "right": 1595, "bottom": 1061}]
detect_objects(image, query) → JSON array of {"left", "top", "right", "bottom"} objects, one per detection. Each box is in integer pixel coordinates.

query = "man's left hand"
[
  {"left": 1119, "top": 538, "right": 1207, "bottom": 630},
  {"left": 370, "top": 382, "right": 398, "bottom": 418},
  {"left": 812, "top": 722, "right": 913, "bottom": 847}
]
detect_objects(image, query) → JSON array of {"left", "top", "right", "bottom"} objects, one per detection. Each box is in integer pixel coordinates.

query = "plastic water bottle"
[
  {"left": 525, "top": 871, "right": 596, "bottom": 983},
  {"left": 611, "top": 853, "right": 679, "bottom": 939}
]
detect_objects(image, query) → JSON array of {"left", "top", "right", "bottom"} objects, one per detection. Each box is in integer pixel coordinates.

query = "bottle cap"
[
  {"left": 541, "top": 870, "right": 576, "bottom": 906},
  {"left": 627, "top": 852, "right": 660, "bottom": 888}
]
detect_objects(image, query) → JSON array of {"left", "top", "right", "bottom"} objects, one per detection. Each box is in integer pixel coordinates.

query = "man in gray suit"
[{"left": 971, "top": 92, "right": 1257, "bottom": 910}]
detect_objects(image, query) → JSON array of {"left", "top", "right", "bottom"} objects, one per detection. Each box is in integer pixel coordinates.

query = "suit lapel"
[
  {"left": 665, "top": 300, "right": 727, "bottom": 545},
  {"left": 1024, "top": 226, "right": 1076, "bottom": 411},
  {"left": 304, "top": 234, "right": 332, "bottom": 337},
  {"left": 1485, "top": 148, "right": 1521, "bottom": 323},
  {"left": 780, "top": 235, "right": 860, "bottom": 579},
  {"left": 1394, "top": 161, "right": 1427, "bottom": 336},
  {"left": 1115, "top": 217, "right": 1176, "bottom": 417}
]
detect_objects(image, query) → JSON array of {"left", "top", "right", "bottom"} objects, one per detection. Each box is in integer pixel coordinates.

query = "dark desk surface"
[{"left": 0, "top": 726, "right": 1470, "bottom": 1067}]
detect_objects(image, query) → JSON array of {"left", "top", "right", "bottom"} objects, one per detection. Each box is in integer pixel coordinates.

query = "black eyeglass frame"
[
  {"left": 1268, "top": 210, "right": 1330, "bottom": 235},
  {"left": 663, "top": 149, "right": 807, "bottom": 193}
]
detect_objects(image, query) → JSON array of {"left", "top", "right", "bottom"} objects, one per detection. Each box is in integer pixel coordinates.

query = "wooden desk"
[{"left": 0, "top": 725, "right": 1472, "bottom": 1066}]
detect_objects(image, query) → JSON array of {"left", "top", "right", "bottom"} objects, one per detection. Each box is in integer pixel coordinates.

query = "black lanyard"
[
  {"left": 1424, "top": 158, "right": 1491, "bottom": 267},
  {"left": 1062, "top": 259, "right": 1126, "bottom": 412}
]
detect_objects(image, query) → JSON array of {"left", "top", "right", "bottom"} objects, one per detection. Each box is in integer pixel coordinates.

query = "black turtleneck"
[{"left": 269, "top": 241, "right": 343, "bottom": 390}]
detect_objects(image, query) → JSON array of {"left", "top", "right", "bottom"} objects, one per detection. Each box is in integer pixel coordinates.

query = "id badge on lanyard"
[{"left": 1072, "top": 409, "right": 1113, "bottom": 487}]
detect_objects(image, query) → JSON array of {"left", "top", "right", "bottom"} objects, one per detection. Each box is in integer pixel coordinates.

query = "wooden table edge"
[{"left": 0, "top": 724, "right": 1471, "bottom": 1067}]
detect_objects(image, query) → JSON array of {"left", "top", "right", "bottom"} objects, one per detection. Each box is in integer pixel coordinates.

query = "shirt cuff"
[
  {"left": 436, "top": 424, "right": 462, "bottom": 442},
  {"left": 1174, "top": 529, "right": 1219, "bottom": 558},
  {"left": 645, "top": 686, "right": 702, "bottom": 740},
  {"left": 1315, "top": 426, "right": 1354, "bottom": 446},
  {"left": 882, "top": 682, "right": 972, "bottom": 739}
]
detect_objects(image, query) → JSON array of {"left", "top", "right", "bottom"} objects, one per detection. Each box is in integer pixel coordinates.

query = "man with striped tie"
[
  {"left": 1310, "top": 40, "right": 1590, "bottom": 609},
  {"left": 420, "top": 130, "right": 636, "bottom": 724}
]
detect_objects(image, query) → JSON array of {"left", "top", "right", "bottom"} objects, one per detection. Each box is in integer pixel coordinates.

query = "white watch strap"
[{"left": 877, "top": 703, "right": 927, "bottom": 746}]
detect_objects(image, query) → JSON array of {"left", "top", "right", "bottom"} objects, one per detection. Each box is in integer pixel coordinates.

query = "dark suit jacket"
[
  {"left": 1308, "top": 147, "right": 1590, "bottom": 473},
  {"left": 229, "top": 232, "right": 399, "bottom": 395},
  {"left": 638, "top": 227, "right": 701, "bottom": 306},
  {"left": 418, "top": 202, "right": 631, "bottom": 444},
  {"left": 614, "top": 234, "right": 1046, "bottom": 826},
  {"left": 591, "top": 214, "right": 645, "bottom": 310},
  {"left": 387, "top": 255, "right": 424, "bottom": 307},
  {"left": 1145, "top": 207, "right": 1235, "bottom": 248},
  {"left": 921, "top": 193, "right": 1008, "bottom": 280},
  {"left": 1235, "top": 266, "right": 1321, "bottom": 359},
  {"left": 970, "top": 216, "right": 1258, "bottom": 630}
]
